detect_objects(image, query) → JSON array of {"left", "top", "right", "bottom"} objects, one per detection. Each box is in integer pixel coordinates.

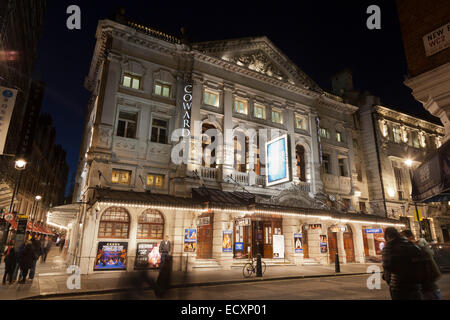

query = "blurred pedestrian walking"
[
  {"left": 2, "top": 243, "right": 16, "bottom": 284},
  {"left": 382, "top": 227, "right": 424, "bottom": 300},
  {"left": 41, "top": 236, "right": 52, "bottom": 263},
  {"left": 29, "top": 235, "right": 42, "bottom": 280},
  {"left": 159, "top": 236, "right": 171, "bottom": 264},
  {"left": 18, "top": 240, "right": 36, "bottom": 284}
]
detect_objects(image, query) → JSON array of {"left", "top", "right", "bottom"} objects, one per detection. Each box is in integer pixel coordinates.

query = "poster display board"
[
  {"left": 184, "top": 228, "right": 197, "bottom": 252},
  {"left": 94, "top": 242, "right": 128, "bottom": 271},
  {"left": 134, "top": 242, "right": 161, "bottom": 269},
  {"left": 273, "top": 234, "right": 285, "bottom": 258},
  {"left": 265, "top": 134, "right": 290, "bottom": 186},
  {"left": 294, "top": 233, "right": 303, "bottom": 253},
  {"left": 222, "top": 230, "right": 232, "bottom": 252},
  {"left": 320, "top": 234, "right": 328, "bottom": 253}
]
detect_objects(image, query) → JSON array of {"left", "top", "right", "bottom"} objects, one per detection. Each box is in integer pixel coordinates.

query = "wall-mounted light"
[
  {"left": 387, "top": 188, "right": 395, "bottom": 198},
  {"left": 355, "top": 191, "right": 361, "bottom": 197}
]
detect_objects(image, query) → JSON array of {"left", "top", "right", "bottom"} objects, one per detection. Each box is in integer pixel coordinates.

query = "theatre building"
[{"left": 61, "top": 14, "right": 404, "bottom": 274}]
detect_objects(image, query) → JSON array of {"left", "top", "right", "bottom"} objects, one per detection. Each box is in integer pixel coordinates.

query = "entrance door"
[
  {"left": 343, "top": 226, "right": 355, "bottom": 263},
  {"left": 442, "top": 227, "right": 450, "bottom": 243},
  {"left": 362, "top": 227, "right": 369, "bottom": 257},
  {"left": 328, "top": 230, "right": 337, "bottom": 263},
  {"left": 263, "top": 222, "right": 273, "bottom": 258},
  {"left": 302, "top": 225, "right": 309, "bottom": 258},
  {"left": 197, "top": 213, "right": 213, "bottom": 259},
  {"left": 420, "top": 219, "right": 433, "bottom": 242}
]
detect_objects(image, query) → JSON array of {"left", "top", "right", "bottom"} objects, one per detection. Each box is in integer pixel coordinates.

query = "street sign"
[
  {"left": 364, "top": 228, "right": 383, "bottom": 234},
  {"left": 3, "top": 213, "right": 13, "bottom": 223}
]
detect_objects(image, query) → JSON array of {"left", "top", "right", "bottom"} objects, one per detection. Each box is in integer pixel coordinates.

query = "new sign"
[
  {"left": 423, "top": 22, "right": 450, "bottom": 57},
  {"left": 265, "top": 134, "right": 290, "bottom": 186}
]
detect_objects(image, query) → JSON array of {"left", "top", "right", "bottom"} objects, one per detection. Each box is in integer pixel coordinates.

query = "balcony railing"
[
  {"left": 255, "top": 175, "right": 265, "bottom": 187},
  {"left": 231, "top": 172, "right": 249, "bottom": 185},
  {"left": 297, "top": 181, "right": 311, "bottom": 193},
  {"left": 200, "top": 167, "right": 219, "bottom": 181}
]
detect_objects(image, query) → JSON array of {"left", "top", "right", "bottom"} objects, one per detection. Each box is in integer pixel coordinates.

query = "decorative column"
[
  {"left": 212, "top": 211, "right": 233, "bottom": 269},
  {"left": 337, "top": 231, "right": 346, "bottom": 264},
  {"left": 309, "top": 112, "right": 323, "bottom": 194},
  {"left": 222, "top": 83, "right": 235, "bottom": 181}
]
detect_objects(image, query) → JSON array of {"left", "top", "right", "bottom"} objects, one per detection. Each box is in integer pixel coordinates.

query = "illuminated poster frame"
[{"left": 265, "top": 134, "right": 290, "bottom": 186}]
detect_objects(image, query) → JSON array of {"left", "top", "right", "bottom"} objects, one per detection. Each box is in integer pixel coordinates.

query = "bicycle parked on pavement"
[{"left": 242, "top": 257, "right": 266, "bottom": 278}]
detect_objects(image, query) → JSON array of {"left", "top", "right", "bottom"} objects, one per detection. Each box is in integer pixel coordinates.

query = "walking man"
[
  {"left": 159, "top": 235, "right": 171, "bottom": 264},
  {"left": 382, "top": 227, "right": 424, "bottom": 300},
  {"left": 29, "top": 235, "right": 42, "bottom": 280},
  {"left": 41, "top": 236, "right": 52, "bottom": 263},
  {"left": 18, "top": 240, "right": 35, "bottom": 284}
]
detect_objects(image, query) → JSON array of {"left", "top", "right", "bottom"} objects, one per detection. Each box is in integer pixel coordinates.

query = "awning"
[
  {"left": 7, "top": 217, "right": 54, "bottom": 235},
  {"left": 412, "top": 138, "right": 450, "bottom": 203},
  {"left": 47, "top": 203, "right": 81, "bottom": 228},
  {"left": 92, "top": 187, "right": 402, "bottom": 227}
]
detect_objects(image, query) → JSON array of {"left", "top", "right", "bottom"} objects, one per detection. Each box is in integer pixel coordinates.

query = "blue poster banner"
[
  {"left": 294, "top": 233, "right": 303, "bottom": 253},
  {"left": 222, "top": 230, "right": 233, "bottom": 252},
  {"left": 235, "top": 242, "right": 244, "bottom": 251},
  {"left": 184, "top": 228, "right": 197, "bottom": 252},
  {"left": 94, "top": 242, "right": 128, "bottom": 271}
]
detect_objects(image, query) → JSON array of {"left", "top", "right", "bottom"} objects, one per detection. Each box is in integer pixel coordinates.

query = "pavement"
[{"left": 0, "top": 245, "right": 381, "bottom": 300}]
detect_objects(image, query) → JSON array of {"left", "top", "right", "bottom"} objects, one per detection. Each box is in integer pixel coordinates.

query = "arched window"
[
  {"left": 234, "top": 134, "right": 248, "bottom": 173},
  {"left": 296, "top": 145, "right": 306, "bottom": 182},
  {"left": 98, "top": 207, "right": 130, "bottom": 239},
  {"left": 137, "top": 209, "right": 165, "bottom": 239},
  {"left": 202, "top": 123, "right": 217, "bottom": 168}
]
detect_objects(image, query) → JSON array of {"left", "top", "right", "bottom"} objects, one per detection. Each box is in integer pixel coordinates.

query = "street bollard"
[
  {"left": 335, "top": 253, "right": 340, "bottom": 273},
  {"left": 256, "top": 253, "right": 262, "bottom": 277}
]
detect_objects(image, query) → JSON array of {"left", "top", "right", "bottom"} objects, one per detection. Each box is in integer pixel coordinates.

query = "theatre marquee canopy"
[{"left": 412, "top": 139, "right": 450, "bottom": 203}]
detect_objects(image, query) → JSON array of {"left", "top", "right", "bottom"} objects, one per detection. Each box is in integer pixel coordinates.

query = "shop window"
[
  {"left": 146, "top": 174, "right": 164, "bottom": 188},
  {"left": 393, "top": 165, "right": 405, "bottom": 200},
  {"left": 137, "top": 209, "right": 164, "bottom": 239},
  {"left": 234, "top": 98, "right": 248, "bottom": 115},
  {"left": 122, "top": 74, "right": 140, "bottom": 90},
  {"left": 117, "top": 111, "right": 137, "bottom": 139},
  {"left": 98, "top": 207, "right": 130, "bottom": 238},
  {"left": 271, "top": 108, "right": 283, "bottom": 124},
  {"left": 254, "top": 104, "right": 266, "bottom": 119},
  {"left": 111, "top": 169, "right": 131, "bottom": 185},
  {"left": 203, "top": 89, "right": 219, "bottom": 107},
  {"left": 150, "top": 118, "right": 168, "bottom": 144},
  {"left": 154, "top": 81, "right": 171, "bottom": 98}
]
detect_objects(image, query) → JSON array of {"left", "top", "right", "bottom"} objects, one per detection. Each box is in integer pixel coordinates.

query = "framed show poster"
[
  {"left": 134, "top": 243, "right": 161, "bottom": 270},
  {"left": 184, "top": 228, "right": 197, "bottom": 252},
  {"left": 294, "top": 233, "right": 303, "bottom": 253},
  {"left": 273, "top": 235, "right": 285, "bottom": 258},
  {"left": 94, "top": 242, "right": 128, "bottom": 271},
  {"left": 320, "top": 235, "right": 328, "bottom": 253},
  {"left": 222, "top": 230, "right": 233, "bottom": 252}
]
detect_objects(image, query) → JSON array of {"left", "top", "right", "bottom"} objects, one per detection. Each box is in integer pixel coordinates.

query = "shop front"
[{"left": 233, "top": 214, "right": 282, "bottom": 259}]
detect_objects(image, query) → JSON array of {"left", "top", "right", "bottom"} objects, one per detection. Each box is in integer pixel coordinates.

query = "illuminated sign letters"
[{"left": 183, "top": 84, "right": 192, "bottom": 135}]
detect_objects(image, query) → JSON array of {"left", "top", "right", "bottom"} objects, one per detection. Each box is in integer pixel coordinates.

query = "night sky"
[{"left": 31, "top": 0, "right": 440, "bottom": 195}]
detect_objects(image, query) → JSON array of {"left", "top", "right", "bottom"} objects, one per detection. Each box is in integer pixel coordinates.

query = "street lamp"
[
  {"left": 404, "top": 159, "right": 423, "bottom": 238},
  {"left": 14, "top": 159, "right": 27, "bottom": 170}
]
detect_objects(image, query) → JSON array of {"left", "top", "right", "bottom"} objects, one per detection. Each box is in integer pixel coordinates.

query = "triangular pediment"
[{"left": 192, "top": 37, "right": 323, "bottom": 92}]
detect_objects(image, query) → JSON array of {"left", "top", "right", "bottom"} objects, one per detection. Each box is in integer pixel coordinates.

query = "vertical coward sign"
[{"left": 183, "top": 84, "right": 192, "bottom": 136}]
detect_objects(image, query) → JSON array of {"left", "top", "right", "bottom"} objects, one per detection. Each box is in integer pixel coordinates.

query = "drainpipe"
[{"left": 371, "top": 110, "right": 388, "bottom": 218}]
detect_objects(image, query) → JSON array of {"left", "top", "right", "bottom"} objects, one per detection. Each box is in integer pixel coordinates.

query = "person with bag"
[
  {"left": 382, "top": 227, "right": 424, "bottom": 300},
  {"left": 400, "top": 230, "right": 442, "bottom": 300},
  {"left": 2, "top": 243, "right": 16, "bottom": 284}
]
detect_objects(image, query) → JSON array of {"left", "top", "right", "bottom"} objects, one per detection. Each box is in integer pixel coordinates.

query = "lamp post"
[{"left": 405, "top": 159, "right": 423, "bottom": 238}]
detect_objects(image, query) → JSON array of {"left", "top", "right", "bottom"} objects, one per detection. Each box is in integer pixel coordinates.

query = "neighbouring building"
[{"left": 59, "top": 13, "right": 405, "bottom": 275}]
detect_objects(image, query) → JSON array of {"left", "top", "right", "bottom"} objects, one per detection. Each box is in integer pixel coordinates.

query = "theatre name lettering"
[{"left": 183, "top": 84, "right": 192, "bottom": 135}]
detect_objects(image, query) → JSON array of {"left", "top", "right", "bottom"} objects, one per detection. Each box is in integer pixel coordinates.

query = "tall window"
[
  {"left": 393, "top": 166, "right": 405, "bottom": 200},
  {"left": 234, "top": 98, "right": 248, "bottom": 115},
  {"left": 122, "top": 74, "right": 140, "bottom": 90},
  {"left": 393, "top": 126, "right": 402, "bottom": 143},
  {"left": 353, "top": 139, "right": 359, "bottom": 149},
  {"left": 338, "top": 158, "right": 347, "bottom": 177},
  {"left": 98, "top": 207, "right": 130, "bottom": 238},
  {"left": 151, "top": 118, "right": 168, "bottom": 144},
  {"left": 111, "top": 169, "right": 131, "bottom": 185},
  {"left": 154, "top": 82, "right": 171, "bottom": 98},
  {"left": 117, "top": 111, "right": 137, "bottom": 138},
  {"left": 359, "top": 202, "right": 367, "bottom": 213},
  {"left": 271, "top": 108, "right": 283, "bottom": 124},
  {"left": 137, "top": 209, "right": 164, "bottom": 239},
  {"left": 147, "top": 174, "right": 164, "bottom": 188},
  {"left": 412, "top": 131, "right": 420, "bottom": 148},
  {"left": 355, "top": 161, "right": 363, "bottom": 182},
  {"left": 254, "top": 104, "right": 266, "bottom": 119},
  {"left": 336, "top": 131, "right": 342, "bottom": 142},
  {"left": 296, "top": 145, "right": 306, "bottom": 182},
  {"left": 202, "top": 123, "right": 217, "bottom": 168},
  {"left": 203, "top": 90, "right": 219, "bottom": 107},
  {"left": 234, "top": 135, "right": 248, "bottom": 173},
  {"left": 320, "top": 128, "right": 330, "bottom": 139},
  {"left": 322, "top": 154, "right": 331, "bottom": 174}
]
